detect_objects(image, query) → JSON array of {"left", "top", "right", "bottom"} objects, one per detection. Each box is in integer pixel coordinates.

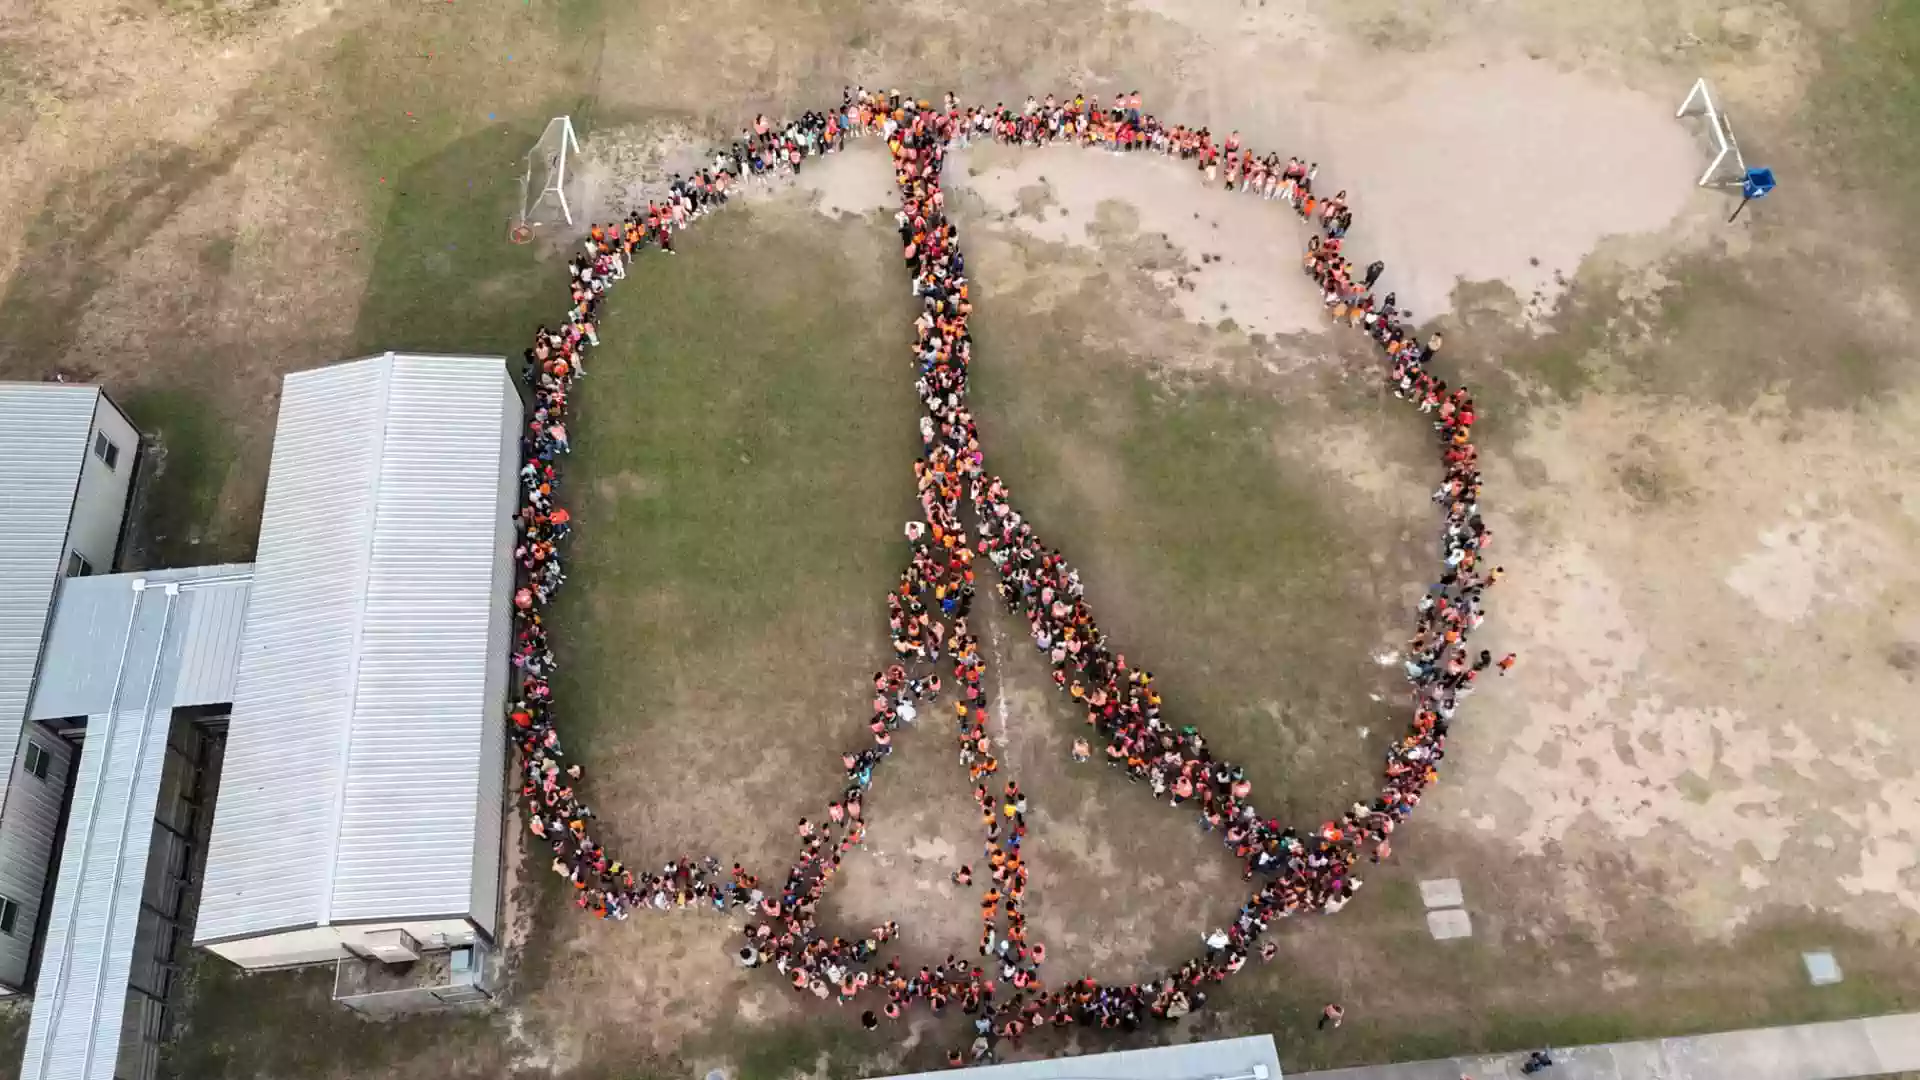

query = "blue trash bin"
[{"left": 1730, "top": 167, "right": 1775, "bottom": 222}]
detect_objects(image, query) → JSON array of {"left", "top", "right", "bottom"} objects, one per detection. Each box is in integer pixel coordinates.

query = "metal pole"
[{"left": 1728, "top": 195, "right": 1752, "bottom": 223}]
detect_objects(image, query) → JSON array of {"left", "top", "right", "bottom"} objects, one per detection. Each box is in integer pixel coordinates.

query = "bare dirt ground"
[{"left": 8, "top": 0, "right": 1920, "bottom": 1078}]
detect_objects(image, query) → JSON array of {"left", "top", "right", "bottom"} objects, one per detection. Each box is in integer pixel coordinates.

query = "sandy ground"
[
  {"left": 955, "top": 143, "right": 1329, "bottom": 337},
  {"left": 603, "top": 52, "right": 1704, "bottom": 327},
  {"left": 1453, "top": 386, "right": 1920, "bottom": 939},
  {"left": 943, "top": 59, "right": 1703, "bottom": 326},
  {"left": 1300, "top": 56, "right": 1702, "bottom": 322}
]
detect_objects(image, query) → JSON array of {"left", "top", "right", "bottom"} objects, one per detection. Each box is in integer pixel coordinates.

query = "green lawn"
[
  {"left": 120, "top": 388, "right": 246, "bottom": 565},
  {"left": 543, "top": 201, "right": 920, "bottom": 866},
  {"left": 965, "top": 293, "right": 1432, "bottom": 826}
]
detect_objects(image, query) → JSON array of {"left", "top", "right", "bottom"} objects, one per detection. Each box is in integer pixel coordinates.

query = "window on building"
[
  {"left": 23, "top": 743, "right": 49, "bottom": 781},
  {"left": 93, "top": 431, "right": 120, "bottom": 470},
  {"left": 0, "top": 897, "right": 18, "bottom": 936},
  {"left": 65, "top": 551, "right": 92, "bottom": 578}
]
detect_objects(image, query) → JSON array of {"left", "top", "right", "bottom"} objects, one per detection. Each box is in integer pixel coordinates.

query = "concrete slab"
[
  {"left": 1665, "top": 1019, "right": 1880, "bottom": 1080},
  {"left": 881, "top": 1034, "right": 1285, "bottom": 1080},
  {"left": 1802, "top": 950, "right": 1842, "bottom": 986},
  {"left": 1299, "top": 1063, "right": 1490, "bottom": 1080},
  {"left": 1604, "top": 1038, "right": 1669, "bottom": 1080},
  {"left": 1861, "top": 1013, "right": 1920, "bottom": 1071},
  {"left": 1418, "top": 878, "right": 1464, "bottom": 909},
  {"left": 1425, "top": 908, "right": 1472, "bottom": 940},
  {"left": 1287, "top": 1011, "right": 1920, "bottom": 1080},
  {"left": 1550, "top": 1046, "right": 1623, "bottom": 1080}
]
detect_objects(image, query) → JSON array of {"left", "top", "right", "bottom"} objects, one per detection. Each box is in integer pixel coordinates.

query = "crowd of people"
[
  {"left": 498, "top": 87, "right": 1503, "bottom": 1055},
  {"left": 508, "top": 172, "right": 743, "bottom": 921}
]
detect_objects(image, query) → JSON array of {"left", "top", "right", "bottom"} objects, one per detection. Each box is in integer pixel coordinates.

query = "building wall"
[
  {"left": 0, "top": 730, "right": 74, "bottom": 991},
  {"left": 64, "top": 397, "right": 139, "bottom": 576},
  {"left": 203, "top": 916, "right": 481, "bottom": 971},
  {"left": 469, "top": 371, "right": 520, "bottom": 940}
]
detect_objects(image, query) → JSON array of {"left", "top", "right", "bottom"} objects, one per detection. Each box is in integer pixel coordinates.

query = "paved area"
[
  {"left": 1424, "top": 909, "right": 1473, "bottom": 940},
  {"left": 1418, "top": 879, "right": 1464, "bottom": 909},
  {"left": 1290, "top": 1012, "right": 1920, "bottom": 1080}
]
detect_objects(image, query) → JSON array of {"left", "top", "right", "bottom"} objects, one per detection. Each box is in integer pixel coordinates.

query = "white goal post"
[
  {"left": 1676, "top": 78, "right": 1746, "bottom": 187},
  {"left": 520, "top": 116, "right": 583, "bottom": 228}
]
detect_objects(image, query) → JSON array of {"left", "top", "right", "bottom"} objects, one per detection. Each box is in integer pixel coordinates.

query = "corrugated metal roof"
[
  {"left": 28, "top": 565, "right": 254, "bottom": 721},
  {"left": 197, "top": 354, "right": 518, "bottom": 944},
  {"left": 880, "top": 1035, "right": 1284, "bottom": 1080},
  {"left": 195, "top": 359, "right": 387, "bottom": 942},
  {"left": 21, "top": 569, "right": 256, "bottom": 1080},
  {"left": 330, "top": 361, "right": 516, "bottom": 921},
  {"left": 0, "top": 384, "right": 102, "bottom": 816}
]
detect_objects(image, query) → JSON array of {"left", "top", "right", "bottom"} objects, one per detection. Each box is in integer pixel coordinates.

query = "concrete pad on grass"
[
  {"left": 1802, "top": 949, "right": 1842, "bottom": 986},
  {"left": 1425, "top": 908, "right": 1472, "bottom": 940},
  {"left": 1417, "top": 878, "right": 1463, "bottom": 909}
]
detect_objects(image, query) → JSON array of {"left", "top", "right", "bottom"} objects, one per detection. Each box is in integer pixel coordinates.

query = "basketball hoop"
[{"left": 510, "top": 224, "right": 534, "bottom": 245}]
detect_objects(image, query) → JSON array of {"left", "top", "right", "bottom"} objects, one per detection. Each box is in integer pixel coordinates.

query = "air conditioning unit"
[{"left": 360, "top": 928, "right": 421, "bottom": 964}]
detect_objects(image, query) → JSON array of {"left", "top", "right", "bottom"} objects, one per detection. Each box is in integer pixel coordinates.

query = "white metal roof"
[
  {"left": 196, "top": 354, "right": 519, "bottom": 944},
  {"left": 28, "top": 565, "right": 252, "bottom": 721},
  {"left": 0, "top": 384, "right": 103, "bottom": 816},
  {"left": 21, "top": 566, "right": 255, "bottom": 1080}
]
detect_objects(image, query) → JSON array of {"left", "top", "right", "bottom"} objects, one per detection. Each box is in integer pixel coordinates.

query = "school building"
[{"left": 0, "top": 354, "right": 522, "bottom": 1080}]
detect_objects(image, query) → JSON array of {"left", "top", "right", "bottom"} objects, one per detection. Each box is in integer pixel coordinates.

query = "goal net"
[
  {"left": 519, "top": 116, "right": 583, "bottom": 229},
  {"left": 1675, "top": 78, "right": 1746, "bottom": 187}
]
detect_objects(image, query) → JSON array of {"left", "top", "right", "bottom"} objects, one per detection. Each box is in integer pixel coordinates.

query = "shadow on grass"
[
  {"left": 0, "top": 120, "right": 266, "bottom": 380},
  {"left": 159, "top": 954, "right": 505, "bottom": 1080},
  {"left": 121, "top": 387, "right": 248, "bottom": 567},
  {"left": 0, "top": 1002, "right": 25, "bottom": 1078},
  {"left": 349, "top": 110, "right": 593, "bottom": 360}
]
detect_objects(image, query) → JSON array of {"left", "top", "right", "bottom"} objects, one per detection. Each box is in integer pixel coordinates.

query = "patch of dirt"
[
  {"left": 593, "top": 469, "right": 661, "bottom": 503},
  {"left": 519, "top": 914, "right": 795, "bottom": 1058},
  {"left": 792, "top": 140, "right": 901, "bottom": 218},
  {"left": 53, "top": 120, "right": 366, "bottom": 483},
  {"left": 1440, "top": 386, "right": 1920, "bottom": 940},
  {"left": 572, "top": 118, "right": 720, "bottom": 227},
  {"left": 988, "top": 604, "right": 1249, "bottom": 981},
  {"left": 0, "top": 0, "right": 345, "bottom": 290},
  {"left": 953, "top": 144, "right": 1328, "bottom": 337},
  {"left": 953, "top": 57, "right": 1708, "bottom": 328},
  {"left": 828, "top": 603, "right": 1252, "bottom": 984},
  {"left": 573, "top": 586, "right": 872, "bottom": 878}
]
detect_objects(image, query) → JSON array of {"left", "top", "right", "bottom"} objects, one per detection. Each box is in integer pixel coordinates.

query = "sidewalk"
[{"left": 1289, "top": 1012, "right": 1920, "bottom": 1080}]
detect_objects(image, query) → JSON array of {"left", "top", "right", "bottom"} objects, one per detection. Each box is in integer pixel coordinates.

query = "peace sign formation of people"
[{"left": 506, "top": 87, "right": 1504, "bottom": 1060}]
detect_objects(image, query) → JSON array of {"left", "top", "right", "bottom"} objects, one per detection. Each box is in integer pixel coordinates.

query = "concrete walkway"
[{"left": 1290, "top": 1012, "right": 1920, "bottom": 1080}]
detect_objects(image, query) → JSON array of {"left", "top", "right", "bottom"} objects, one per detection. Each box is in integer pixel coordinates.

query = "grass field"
[
  {"left": 5, "top": 0, "right": 1920, "bottom": 1078},
  {"left": 963, "top": 242, "right": 1434, "bottom": 827},
  {"left": 550, "top": 201, "right": 916, "bottom": 872}
]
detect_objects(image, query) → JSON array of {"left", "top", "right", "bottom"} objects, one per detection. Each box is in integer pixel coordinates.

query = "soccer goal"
[
  {"left": 518, "top": 116, "right": 583, "bottom": 230},
  {"left": 1676, "top": 78, "right": 1746, "bottom": 187}
]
